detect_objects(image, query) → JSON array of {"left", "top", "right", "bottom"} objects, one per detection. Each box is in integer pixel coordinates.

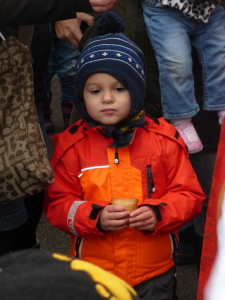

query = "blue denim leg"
[
  {"left": 142, "top": 2, "right": 225, "bottom": 119},
  {"left": 0, "top": 199, "right": 28, "bottom": 231},
  {"left": 192, "top": 4, "right": 225, "bottom": 111},
  {"left": 142, "top": 3, "right": 199, "bottom": 119},
  {"left": 48, "top": 34, "right": 80, "bottom": 102}
]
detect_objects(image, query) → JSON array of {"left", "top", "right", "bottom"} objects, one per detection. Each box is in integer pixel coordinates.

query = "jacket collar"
[{"left": 87, "top": 110, "right": 146, "bottom": 148}]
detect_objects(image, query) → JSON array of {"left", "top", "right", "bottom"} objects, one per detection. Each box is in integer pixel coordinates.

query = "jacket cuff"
[
  {"left": 89, "top": 203, "right": 105, "bottom": 220},
  {"left": 139, "top": 203, "right": 166, "bottom": 222},
  {"left": 96, "top": 216, "right": 108, "bottom": 233},
  {"left": 89, "top": 203, "right": 109, "bottom": 233}
]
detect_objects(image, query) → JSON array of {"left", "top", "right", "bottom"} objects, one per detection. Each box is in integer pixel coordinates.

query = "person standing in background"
[
  {"left": 141, "top": 0, "right": 225, "bottom": 153},
  {"left": 197, "top": 122, "right": 225, "bottom": 300},
  {"left": 41, "top": 13, "right": 95, "bottom": 133},
  {"left": 0, "top": 0, "right": 119, "bottom": 256}
]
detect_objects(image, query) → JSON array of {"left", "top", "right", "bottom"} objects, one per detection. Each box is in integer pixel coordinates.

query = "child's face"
[{"left": 83, "top": 73, "right": 131, "bottom": 125}]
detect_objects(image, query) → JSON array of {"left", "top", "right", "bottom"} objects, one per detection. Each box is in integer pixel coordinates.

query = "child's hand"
[
  {"left": 100, "top": 205, "right": 130, "bottom": 231},
  {"left": 128, "top": 206, "right": 156, "bottom": 231}
]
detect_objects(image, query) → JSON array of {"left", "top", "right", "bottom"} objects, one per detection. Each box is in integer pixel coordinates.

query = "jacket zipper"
[
  {"left": 170, "top": 232, "right": 179, "bottom": 259},
  {"left": 146, "top": 165, "right": 155, "bottom": 198},
  {"left": 75, "top": 237, "right": 82, "bottom": 258}
]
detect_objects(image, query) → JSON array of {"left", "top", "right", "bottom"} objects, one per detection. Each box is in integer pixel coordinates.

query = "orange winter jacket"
[{"left": 44, "top": 116, "right": 205, "bottom": 287}]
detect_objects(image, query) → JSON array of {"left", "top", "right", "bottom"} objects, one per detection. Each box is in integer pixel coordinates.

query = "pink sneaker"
[
  {"left": 175, "top": 122, "right": 203, "bottom": 153},
  {"left": 218, "top": 111, "right": 225, "bottom": 126}
]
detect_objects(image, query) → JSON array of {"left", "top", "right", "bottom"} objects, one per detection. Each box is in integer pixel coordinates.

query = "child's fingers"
[
  {"left": 100, "top": 205, "right": 130, "bottom": 231},
  {"left": 129, "top": 207, "right": 153, "bottom": 221},
  {"left": 107, "top": 205, "right": 129, "bottom": 213},
  {"left": 104, "top": 205, "right": 130, "bottom": 220},
  {"left": 101, "top": 216, "right": 129, "bottom": 231},
  {"left": 108, "top": 218, "right": 129, "bottom": 228},
  {"left": 129, "top": 218, "right": 156, "bottom": 231},
  {"left": 128, "top": 208, "right": 156, "bottom": 231}
]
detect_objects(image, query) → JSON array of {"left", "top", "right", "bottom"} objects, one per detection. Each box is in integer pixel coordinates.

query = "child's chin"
[
  {"left": 99, "top": 117, "right": 120, "bottom": 126},
  {"left": 102, "top": 121, "right": 118, "bottom": 126}
]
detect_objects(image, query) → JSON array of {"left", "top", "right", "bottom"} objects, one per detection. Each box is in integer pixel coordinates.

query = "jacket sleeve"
[
  {"left": 142, "top": 138, "right": 205, "bottom": 235},
  {"left": 43, "top": 144, "right": 109, "bottom": 238},
  {"left": 0, "top": 0, "right": 93, "bottom": 26}
]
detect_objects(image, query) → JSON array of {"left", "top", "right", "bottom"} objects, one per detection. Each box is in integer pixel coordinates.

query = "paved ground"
[{"left": 37, "top": 77, "right": 199, "bottom": 300}]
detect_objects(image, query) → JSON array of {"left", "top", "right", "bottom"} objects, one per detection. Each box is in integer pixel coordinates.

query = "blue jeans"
[
  {"left": 141, "top": 2, "right": 225, "bottom": 120},
  {"left": 0, "top": 199, "right": 28, "bottom": 231},
  {"left": 48, "top": 32, "right": 80, "bottom": 102}
]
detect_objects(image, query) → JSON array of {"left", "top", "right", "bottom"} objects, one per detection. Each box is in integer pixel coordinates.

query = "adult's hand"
[
  {"left": 55, "top": 12, "right": 94, "bottom": 48},
  {"left": 89, "top": 0, "right": 118, "bottom": 12}
]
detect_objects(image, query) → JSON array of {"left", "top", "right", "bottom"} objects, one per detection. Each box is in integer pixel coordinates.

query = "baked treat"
[{"left": 111, "top": 198, "right": 138, "bottom": 212}]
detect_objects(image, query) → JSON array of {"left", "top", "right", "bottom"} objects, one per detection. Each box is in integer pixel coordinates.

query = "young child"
[
  {"left": 44, "top": 11, "right": 205, "bottom": 299},
  {"left": 141, "top": 0, "right": 225, "bottom": 153}
]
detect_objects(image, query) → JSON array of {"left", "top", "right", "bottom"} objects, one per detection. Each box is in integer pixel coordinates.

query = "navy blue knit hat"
[{"left": 74, "top": 11, "right": 146, "bottom": 122}]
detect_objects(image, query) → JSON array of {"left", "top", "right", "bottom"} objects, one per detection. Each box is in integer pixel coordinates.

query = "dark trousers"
[
  {"left": 190, "top": 151, "right": 217, "bottom": 270},
  {"left": 134, "top": 267, "right": 178, "bottom": 300},
  {"left": 0, "top": 191, "right": 43, "bottom": 256}
]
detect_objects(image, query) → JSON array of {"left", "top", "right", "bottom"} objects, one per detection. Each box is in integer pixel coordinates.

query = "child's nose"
[{"left": 102, "top": 91, "right": 114, "bottom": 103}]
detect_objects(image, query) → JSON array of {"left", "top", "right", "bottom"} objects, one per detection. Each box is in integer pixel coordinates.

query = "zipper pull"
[
  {"left": 114, "top": 150, "right": 119, "bottom": 164},
  {"left": 147, "top": 165, "right": 156, "bottom": 198},
  {"left": 114, "top": 138, "right": 119, "bottom": 164}
]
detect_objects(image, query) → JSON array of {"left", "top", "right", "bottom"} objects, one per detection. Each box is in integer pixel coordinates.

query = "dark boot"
[
  {"left": 61, "top": 100, "right": 74, "bottom": 130},
  {"left": 40, "top": 97, "right": 54, "bottom": 133}
]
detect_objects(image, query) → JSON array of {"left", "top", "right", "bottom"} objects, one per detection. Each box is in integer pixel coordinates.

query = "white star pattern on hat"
[
  {"left": 102, "top": 52, "right": 108, "bottom": 56},
  {"left": 116, "top": 53, "right": 122, "bottom": 57},
  {"left": 90, "top": 54, "right": 95, "bottom": 58}
]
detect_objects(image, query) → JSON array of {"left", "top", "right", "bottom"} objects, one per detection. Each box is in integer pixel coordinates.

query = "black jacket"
[
  {"left": 0, "top": 0, "right": 94, "bottom": 102},
  {"left": 0, "top": 0, "right": 93, "bottom": 27}
]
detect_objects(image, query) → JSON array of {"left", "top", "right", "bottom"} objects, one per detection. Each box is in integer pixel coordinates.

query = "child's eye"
[
  {"left": 115, "top": 87, "right": 126, "bottom": 92},
  {"left": 90, "top": 89, "right": 100, "bottom": 94}
]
